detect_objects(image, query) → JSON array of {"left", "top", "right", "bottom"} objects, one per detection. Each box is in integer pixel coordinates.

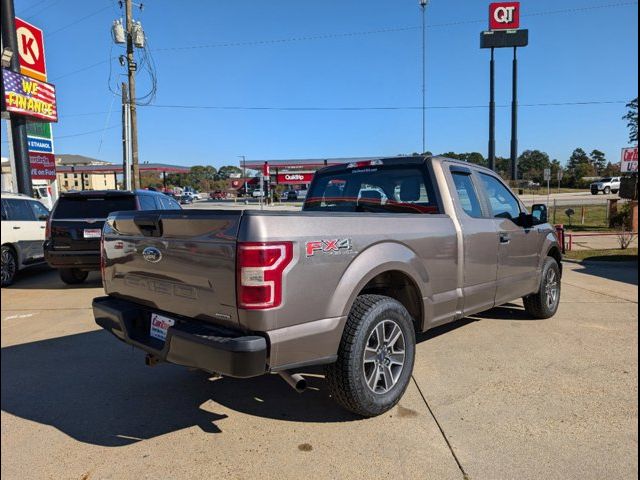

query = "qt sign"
[
  {"left": 489, "top": 2, "right": 520, "bottom": 31},
  {"left": 15, "top": 17, "right": 47, "bottom": 81}
]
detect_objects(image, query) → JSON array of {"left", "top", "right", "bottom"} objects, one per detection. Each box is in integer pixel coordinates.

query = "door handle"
[
  {"left": 499, "top": 233, "right": 511, "bottom": 244},
  {"left": 13, "top": 226, "right": 21, "bottom": 230}
]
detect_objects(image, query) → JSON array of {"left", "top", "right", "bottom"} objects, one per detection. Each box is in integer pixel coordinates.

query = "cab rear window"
[
  {"left": 53, "top": 196, "right": 136, "bottom": 219},
  {"left": 304, "top": 165, "right": 440, "bottom": 214}
]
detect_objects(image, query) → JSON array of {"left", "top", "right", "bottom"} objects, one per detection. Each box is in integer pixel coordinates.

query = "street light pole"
[
  {"left": 419, "top": 0, "right": 428, "bottom": 154},
  {"left": 238, "top": 155, "right": 247, "bottom": 198}
]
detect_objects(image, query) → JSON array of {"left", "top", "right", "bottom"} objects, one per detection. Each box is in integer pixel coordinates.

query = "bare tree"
[{"left": 616, "top": 228, "right": 637, "bottom": 250}]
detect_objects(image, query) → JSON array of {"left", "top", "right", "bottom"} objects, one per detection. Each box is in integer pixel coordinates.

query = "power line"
[
  {"left": 50, "top": 58, "right": 113, "bottom": 81},
  {"left": 1, "top": 125, "right": 119, "bottom": 145},
  {"left": 141, "top": 100, "right": 628, "bottom": 112},
  {"left": 49, "top": 1, "right": 638, "bottom": 81},
  {"left": 151, "top": 1, "right": 638, "bottom": 53},
  {"left": 48, "top": 5, "right": 112, "bottom": 36}
]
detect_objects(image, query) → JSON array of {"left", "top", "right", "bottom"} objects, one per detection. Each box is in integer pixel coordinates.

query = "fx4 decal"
[{"left": 305, "top": 238, "right": 354, "bottom": 257}]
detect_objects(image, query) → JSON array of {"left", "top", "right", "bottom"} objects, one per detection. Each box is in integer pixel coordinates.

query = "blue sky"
[{"left": 2, "top": 0, "right": 638, "bottom": 169}]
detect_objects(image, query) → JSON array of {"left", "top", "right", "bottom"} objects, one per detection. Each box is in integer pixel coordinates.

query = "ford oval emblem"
[{"left": 142, "top": 246, "right": 163, "bottom": 263}]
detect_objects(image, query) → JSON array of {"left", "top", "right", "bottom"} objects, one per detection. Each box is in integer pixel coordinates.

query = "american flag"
[{"left": 2, "top": 69, "right": 57, "bottom": 122}]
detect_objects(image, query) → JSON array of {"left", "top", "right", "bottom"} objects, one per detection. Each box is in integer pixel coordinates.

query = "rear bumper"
[
  {"left": 44, "top": 243, "right": 100, "bottom": 270},
  {"left": 92, "top": 296, "right": 268, "bottom": 378}
]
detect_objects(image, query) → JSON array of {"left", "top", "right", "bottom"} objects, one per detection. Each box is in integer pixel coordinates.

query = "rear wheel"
[
  {"left": 523, "top": 257, "right": 561, "bottom": 319},
  {"left": 1, "top": 245, "right": 18, "bottom": 287},
  {"left": 59, "top": 268, "right": 89, "bottom": 285},
  {"left": 603, "top": 186, "right": 611, "bottom": 195},
  {"left": 324, "top": 294, "right": 416, "bottom": 417}
]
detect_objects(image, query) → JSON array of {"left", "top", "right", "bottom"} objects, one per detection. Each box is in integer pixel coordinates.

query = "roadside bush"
[{"left": 610, "top": 203, "right": 633, "bottom": 229}]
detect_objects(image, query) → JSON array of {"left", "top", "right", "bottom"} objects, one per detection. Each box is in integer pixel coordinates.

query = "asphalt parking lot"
[{"left": 1, "top": 260, "right": 637, "bottom": 480}]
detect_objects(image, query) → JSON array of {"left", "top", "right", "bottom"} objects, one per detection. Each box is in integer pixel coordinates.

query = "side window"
[
  {"left": 479, "top": 174, "right": 521, "bottom": 220},
  {"left": 451, "top": 172, "right": 483, "bottom": 218},
  {"left": 29, "top": 200, "right": 50, "bottom": 220},
  {"left": 137, "top": 195, "right": 157, "bottom": 210},
  {"left": 1, "top": 200, "right": 7, "bottom": 220},
  {"left": 5, "top": 199, "right": 36, "bottom": 221},
  {"left": 157, "top": 195, "right": 181, "bottom": 210}
]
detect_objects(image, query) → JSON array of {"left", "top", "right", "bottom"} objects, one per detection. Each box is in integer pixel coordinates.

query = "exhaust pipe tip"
[{"left": 278, "top": 371, "right": 307, "bottom": 393}]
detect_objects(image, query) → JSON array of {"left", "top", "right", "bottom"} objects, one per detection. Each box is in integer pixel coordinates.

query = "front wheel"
[
  {"left": 59, "top": 268, "right": 89, "bottom": 285},
  {"left": 603, "top": 186, "right": 611, "bottom": 195},
  {"left": 1, "top": 246, "right": 18, "bottom": 287},
  {"left": 325, "top": 294, "right": 416, "bottom": 417},
  {"left": 523, "top": 257, "right": 561, "bottom": 319}
]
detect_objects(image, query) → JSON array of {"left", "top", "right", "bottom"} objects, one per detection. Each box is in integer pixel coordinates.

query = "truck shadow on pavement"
[
  {"left": 8, "top": 266, "right": 104, "bottom": 290},
  {"left": 1, "top": 330, "right": 360, "bottom": 447},
  {"left": 570, "top": 260, "right": 638, "bottom": 286},
  {"left": 2, "top": 310, "right": 508, "bottom": 447}
]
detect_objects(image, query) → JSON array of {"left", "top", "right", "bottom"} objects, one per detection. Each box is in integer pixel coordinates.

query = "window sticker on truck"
[{"left": 306, "top": 238, "right": 354, "bottom": 257}]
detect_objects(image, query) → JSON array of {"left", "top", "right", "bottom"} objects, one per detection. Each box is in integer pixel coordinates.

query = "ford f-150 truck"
[{"left": 93, "top": 156, "right": 562, "bottom": 417}]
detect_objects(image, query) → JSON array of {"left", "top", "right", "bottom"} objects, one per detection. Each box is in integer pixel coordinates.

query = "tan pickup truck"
[{"left": 93, "top": 156, "right": 562, "bottom": 417}]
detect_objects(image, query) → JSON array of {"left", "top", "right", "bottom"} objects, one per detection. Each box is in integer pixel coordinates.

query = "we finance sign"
[{"left": 2, "top": 69, "right": 58, "bottom": 122}]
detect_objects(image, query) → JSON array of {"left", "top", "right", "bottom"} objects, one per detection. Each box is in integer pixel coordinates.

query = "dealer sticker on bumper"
[
  {"left": 149, "top": 313, "right": 175, "bottom": 342},
  {"left": 83, "top": 228, "right": 102, "bottom": 238}
]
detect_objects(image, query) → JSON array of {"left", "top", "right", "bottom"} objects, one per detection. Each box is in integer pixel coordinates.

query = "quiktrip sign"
[
  {"left": 277, "top": 173, "right": 314, "bottom": 184},
  {"left": 489, "top": 2, "right": 520, "bottom": 31}
]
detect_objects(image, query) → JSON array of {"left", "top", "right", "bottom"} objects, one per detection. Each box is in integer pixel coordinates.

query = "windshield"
[
  {"left": 303, "top": 165, "right": 440, "bottom": 214},
  {"left": 53, "top": 196, "right": 136, "bottom": 219}
]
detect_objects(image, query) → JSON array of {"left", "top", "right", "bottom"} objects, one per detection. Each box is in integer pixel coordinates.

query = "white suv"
[
  {"left": 1, "top": 192, "right": 50, "bottom": 286},
  {"left": 590, "top": 177, "right": 621, "bottom": 195}
]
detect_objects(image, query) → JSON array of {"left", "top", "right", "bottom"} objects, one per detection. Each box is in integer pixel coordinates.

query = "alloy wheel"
[{"left": 362, "top": 319, "right": 406, "bottom": 394}]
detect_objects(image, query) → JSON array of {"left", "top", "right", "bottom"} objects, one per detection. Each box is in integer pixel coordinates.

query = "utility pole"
[
  {"left": 124, "top": 0, "right": 140, "bottom": 189},
  {"left": 419, "top": 0, "right": 428, "bottom": 154},
  {"left": 238, "top": 155, "right": 247, "bottom": 197},
  {"left": 121, "top": 82, "right": 130, "bottom": 190},
  {"left": 510, "top": 46, "right": 518, "bottom": 182},
  {"left": 1, "top": 0, "right": 33, "bottom": 196},
  {"left": 488, "top": 47, "right": 496, "bottom": 171}
]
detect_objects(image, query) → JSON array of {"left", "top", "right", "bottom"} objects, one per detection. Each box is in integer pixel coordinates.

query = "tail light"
[
  {"left": 45, "top": 216, "right": 52, "bottom": 240},
  {"left": 237, "top": 241, "right": 293, "bottom": 309},
  {"left": 100, "top": 234, "right": 106, "bottom": 284}
]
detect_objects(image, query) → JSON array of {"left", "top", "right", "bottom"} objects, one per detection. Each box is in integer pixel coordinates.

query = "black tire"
[
  {"left": 591, "top": 191, "right": 598, "bottom": 195},
  {"left": 523, "top": 257, "right": 561, "bottom": 319},
  {"left": 59, "top": 268, "right": 89, "bottom": 285},
  {"left": 324, "top": 294, "right": 416, "bottom": 417},
  {"left": 1, "top": 245, "right": 18, "bottom": 287},
  {"left": 603, "top": 186, "right": 611, "bottom": 195},
  {"left": 612, "top": 189, "right": 619, "bottom": 194}
]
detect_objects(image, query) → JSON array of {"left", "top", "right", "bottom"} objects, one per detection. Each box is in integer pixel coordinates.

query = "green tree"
[
  {"left": 601, "top": 162, "right": 621, "bottom": 177},
  {"left": 589, "top": 149, "right": 607, "bottom": 174},
  {"left": 622, "top": 97, "right": 638, "bottom": 144},
  {"left": 217, "top": 165, "right": 243, "bottom": 180},
  {"left": 566, "top": 148, "right": 595, "bottom": 187},
  {"left": 518, "top": 150, "right": 551, "bottom": 182}
]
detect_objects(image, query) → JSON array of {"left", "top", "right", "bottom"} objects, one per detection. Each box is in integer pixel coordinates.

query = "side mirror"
[
  {"left": 531, "top": 204, "right": 548, "bottom": 224},
  {"left": 38, "top": 214, "right": 49, "bottom": 221},
  {"left": 517, "top": 211, "right": 534, "bottom": 229}
]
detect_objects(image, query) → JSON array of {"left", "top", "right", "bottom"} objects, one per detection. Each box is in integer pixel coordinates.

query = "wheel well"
[
  {"left": 547, "top": 246, "right": 563, "bottom": 277},
  {"left": 359, "top": 270, "right": 423, "bottom": 331}
]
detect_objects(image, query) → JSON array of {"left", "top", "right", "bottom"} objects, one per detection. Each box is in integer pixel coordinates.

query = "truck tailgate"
[{"left": 102, "top": 210, "right": 243, "bottom": 327}]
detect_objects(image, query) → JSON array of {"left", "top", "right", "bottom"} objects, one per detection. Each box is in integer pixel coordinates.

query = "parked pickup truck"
[{"left": 93, "top": 156, "right": 562, "bottom": 417}]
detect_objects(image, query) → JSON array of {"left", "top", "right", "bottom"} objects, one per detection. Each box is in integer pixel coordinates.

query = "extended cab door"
[
  {"left": 476, "top": 172, "right": 541, "bottom": 304},
  {"left": 446, "top": 165, "right": 499, "bottom": 316}
]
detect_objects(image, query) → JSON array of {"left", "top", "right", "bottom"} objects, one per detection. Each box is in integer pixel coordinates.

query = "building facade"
[{"left": 55, "top": 155, "right": 116, "bottom": 191}]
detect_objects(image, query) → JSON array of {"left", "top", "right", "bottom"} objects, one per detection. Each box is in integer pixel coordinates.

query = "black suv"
[{"left": 44, "top": 190, "right": 181, "bottom": 284}]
